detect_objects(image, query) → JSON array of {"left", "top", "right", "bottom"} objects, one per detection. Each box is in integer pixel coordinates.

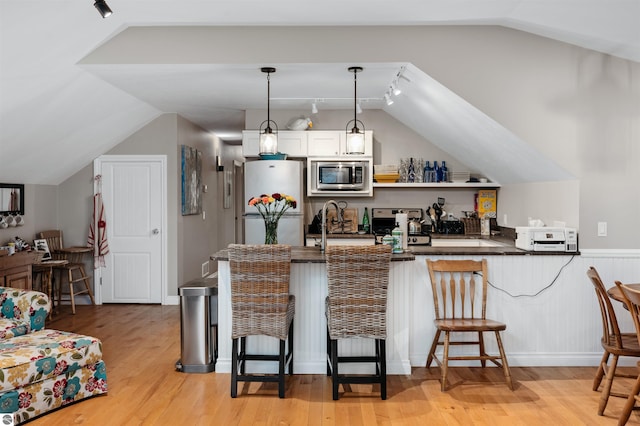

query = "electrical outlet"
[
  {"left": 597, "top": 222, "right": 607, "bottom": 237},
  {"left": 201, "top": 261, "right": 209, "bottom": 277}
]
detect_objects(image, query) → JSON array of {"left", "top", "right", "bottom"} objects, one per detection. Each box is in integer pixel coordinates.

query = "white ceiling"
[{"left": 1, "top": 0, "right": 638, "bottom": 185}]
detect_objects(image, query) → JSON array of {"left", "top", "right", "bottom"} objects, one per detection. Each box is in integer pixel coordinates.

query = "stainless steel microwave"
[{"left": 314, "top": 161, "right": 367, "bottom": 190}]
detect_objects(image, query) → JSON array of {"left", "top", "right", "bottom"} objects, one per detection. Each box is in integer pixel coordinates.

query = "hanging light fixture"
[
  {"left": 259, "top": 67, "right": 278, "bottom": 155},
  {"left": 345, "top": 66, "right": 365, "bottom": 155}
]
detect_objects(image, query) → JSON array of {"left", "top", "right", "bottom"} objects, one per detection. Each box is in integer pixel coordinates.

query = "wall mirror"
[{"left": 0, "top": 183, "right": 25, "bottom": 215}]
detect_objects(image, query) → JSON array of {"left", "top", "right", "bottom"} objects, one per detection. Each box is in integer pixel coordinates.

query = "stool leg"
[
  {"left": 331, "top": 339, "right": 339, "bottom": 400},
  {"left": 231, "top": 338, "right": 238, "bottom": 398},
  {"left": 78, "top": 265, "right": 96, "bottom": 305},
  {"left": 379, "top": 339, "right": 387, "bottom": 400},
  {"left": 68, "top": 268, "right": 76, "bottom": 314},
  {"left": 278, "top": 339, "right": 286, "bottom": 398}
]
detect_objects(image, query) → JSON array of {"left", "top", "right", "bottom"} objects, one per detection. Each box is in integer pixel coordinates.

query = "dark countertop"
[
  {"left": 211, "top": 246, "right": 415, "bottom": 263},
  {"left": 306, "top": 233, "right": 374, "bottom": 239},
  {"left": 212, "top": 235, "right": 579, "bottom": 261}
]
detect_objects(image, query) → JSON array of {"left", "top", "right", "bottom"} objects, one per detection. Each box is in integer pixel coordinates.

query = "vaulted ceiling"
[{"left": 1, "top": 1, "right": 638, "bottom": 185}]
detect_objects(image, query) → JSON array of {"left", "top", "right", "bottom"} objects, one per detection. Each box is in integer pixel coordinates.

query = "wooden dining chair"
[
  {"left": 587, "top": 267, "right": 640, "bottom": 416},
  {"left": 614, "top": 281, "right": 640, "bottom": 425},
  {"left": 426, "top": 259, "right": 513, "bottom": 391},
  {"left": 39, "top": 230, "right": 95, "bottom": 314}
]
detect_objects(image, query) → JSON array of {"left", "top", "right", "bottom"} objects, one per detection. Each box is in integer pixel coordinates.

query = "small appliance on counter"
[
  {"left": 371, "top": 208, "right": 431, "bottom": 246},
  {"left": 515, "top": 227, "right": 578, "bottom": 252}
]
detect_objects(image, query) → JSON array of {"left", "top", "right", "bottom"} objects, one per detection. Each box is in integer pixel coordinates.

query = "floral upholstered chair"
[{"left": 0, "top": 287, "right": 107, "bottom": 424}]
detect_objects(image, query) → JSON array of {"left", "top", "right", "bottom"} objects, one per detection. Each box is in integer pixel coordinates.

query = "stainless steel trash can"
[{"left": 176, "top": 278, "right": 218, "bottom": 373}]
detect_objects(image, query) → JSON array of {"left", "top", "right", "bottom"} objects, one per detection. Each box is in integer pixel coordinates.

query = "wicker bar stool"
[
  {"left": 228, "top": 244, "right": 295, "bottom": 398},
  {"left": 325, "top": 245, "right": 392, "bottom": 400}
]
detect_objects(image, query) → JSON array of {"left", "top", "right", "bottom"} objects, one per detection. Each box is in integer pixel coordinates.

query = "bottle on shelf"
[
  {"left": 408, "top": 158, "right": 416, "bottom": 183},
  {"left": 423, "top": 161, "right": 433, "bottom": 183},
  {"left": 391, "top": 222, "right": 404, "bottom": 254},
  {"left": 441, "top": 161, "right": 449, "bottom": 183},
  {"left": 434, "top": 161, "right": 442, "bottom": 182},
  {"left": 362, "top": 207, "right": 370, "bottom": 233}
]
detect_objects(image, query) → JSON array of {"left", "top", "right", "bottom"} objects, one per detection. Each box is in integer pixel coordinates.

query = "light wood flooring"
[{"left": 26, "top": 304, "right": 640, "bottom": 425}]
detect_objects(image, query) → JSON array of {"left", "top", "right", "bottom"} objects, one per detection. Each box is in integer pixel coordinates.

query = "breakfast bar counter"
[{"left": 212, "top": 243, "right": 608, "bottom": 374}]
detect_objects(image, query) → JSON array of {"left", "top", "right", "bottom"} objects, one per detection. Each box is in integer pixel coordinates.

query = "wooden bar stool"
[
  {"left": 325, "top": 245, "right": 392, "bottom": 400},
  {"left": 228, "top": 244, "right": 295, "bottom": 398},
  {"left": 39, "top": 230, "right": 96, "bottom": 314}
]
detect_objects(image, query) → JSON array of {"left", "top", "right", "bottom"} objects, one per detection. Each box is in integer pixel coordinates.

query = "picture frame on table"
[{"left": 33, "top": 239, "right": 52, "bottom": 261}]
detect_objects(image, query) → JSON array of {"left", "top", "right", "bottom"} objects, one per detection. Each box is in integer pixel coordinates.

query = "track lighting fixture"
[
  {"left": 356, "top": 103, "right": 363, "bottom": 114},
  {"left": 345, "top": 66, "right": 365, "bottom": 155},
  {"left": 311, "top": 102, "right": 318, "bottom": 114},
  {"left": 391, "top": 81, "right": 402, "bottom": 96},
  {"left": 384, "top": 93, "right": 394, "bottom": 106},
  {"left": 93, "top": 0, "right": 113, "bottom": 18},
  {"left": 259, "top": 67, "right": 278, "bottom": 155}
]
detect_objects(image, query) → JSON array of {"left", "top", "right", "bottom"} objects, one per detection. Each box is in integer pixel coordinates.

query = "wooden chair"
[
  {"left": 39, "top": 230, "right": 95, "bottom": 314},
  {"left": 614, "top": 281, "right": 640, "bottom": 425},
  {"left": 325, "top": 245, "right": 391, "bottom": 400},
  {"left": 228, "top": 244, "right": 295, "bottom": 398},
  {"left": 587, "top": 267, "right": 640, "bottom": 416},
  {"left": 426, "top": 259, "right": 513, "bottom": 391}
]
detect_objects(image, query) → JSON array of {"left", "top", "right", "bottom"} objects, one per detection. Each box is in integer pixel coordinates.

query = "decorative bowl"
[{"left": 259, "top": 152, "right": 288, "bottom": 160}]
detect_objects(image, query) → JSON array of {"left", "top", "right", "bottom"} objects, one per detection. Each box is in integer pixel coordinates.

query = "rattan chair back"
[
  {"left": 228, "top": 244, "right": 293, "bottom": 341},
  {"left": 325, "top": 245, "right": 392, "bottom": 340}
]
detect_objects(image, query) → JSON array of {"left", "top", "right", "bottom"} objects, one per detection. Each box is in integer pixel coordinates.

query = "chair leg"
[
  {"left": 231, "top": 338, "right": 238, "bottom": 398},
  {"left": 67, "top": 269, "right": 76, "bottom": 314},
  {"left": 599, "top": 354, "right": 619, "bottom": 415},
  {"left": 478, "top": 331, "right": 487, "bottom": 367},
  {"left": 426, "top": 329, "right": 441, "bottom": 367},
  {"left": 593, "top": 351, "right": 610, "bottom": 391},
  {"left": 326, "top": 327, "right": 332, "bottom": 376},
  {"left": 278, "top": 339, "right": 286, "bottom": 398},
  {"left": 288, "top": 320, "right": 294, "bottom": 376},
  {"left": 240, "top": 337, "right": 247, "bottom": 375},
  {"left": 494, "top": 331, "right": 513, "bottom": 390},
  {"left": 618, "top": 376, "right": 640, "bottom": 426},
  {"left": 379, "top": 339, "right": 387, "bottom": 400},
  {"left": 331, "top": 339, "right": 339, "bottom": 400},
  {"left": 441, "top": 331, "right": 451, "bottom": 392}
]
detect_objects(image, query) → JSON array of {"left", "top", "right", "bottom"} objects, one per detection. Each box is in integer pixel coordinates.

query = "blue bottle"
[
  {"left": 423, "top": 161, "right": 433, "bottom": 183},
  {"left": 441, "top": 161, "right": 449, "bottom": 183},
  {"left": 434, "top": 161, "right": 442, "bottom": 183}
]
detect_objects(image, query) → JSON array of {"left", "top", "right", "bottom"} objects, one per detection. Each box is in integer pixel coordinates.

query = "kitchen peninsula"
[{"left": 211, "top": 241, "right": 601, "bottom": 375}]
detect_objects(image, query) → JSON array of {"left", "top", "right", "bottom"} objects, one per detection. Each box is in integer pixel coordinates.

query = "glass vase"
[{"left": 264, "top": 216, "right": 279, "bottom": 244}]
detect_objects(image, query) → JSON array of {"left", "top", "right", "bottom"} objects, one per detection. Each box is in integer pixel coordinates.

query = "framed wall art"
[{"left": 181, "top": 145, "right": 202, "bottom": 215}]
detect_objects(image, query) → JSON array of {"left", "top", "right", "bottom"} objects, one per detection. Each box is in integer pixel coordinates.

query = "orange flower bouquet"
[{"left": 248, "top": 193, "right": 297, "bottom": 244}]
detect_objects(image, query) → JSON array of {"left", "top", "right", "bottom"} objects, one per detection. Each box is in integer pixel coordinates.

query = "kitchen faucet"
[{"left": 321, "top": 200, "right": 341, "bottom": 252}]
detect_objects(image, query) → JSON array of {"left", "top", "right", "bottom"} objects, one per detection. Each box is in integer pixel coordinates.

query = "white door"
[{"left": 94, "top": 155, "right": 167, "bottom": 304}]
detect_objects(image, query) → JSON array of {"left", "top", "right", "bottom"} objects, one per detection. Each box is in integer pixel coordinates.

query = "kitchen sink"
[{"left": 430, "top": 238, "right": 508, "bottom": 248}]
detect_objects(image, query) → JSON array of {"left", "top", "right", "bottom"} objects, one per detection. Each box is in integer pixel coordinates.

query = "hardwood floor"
[{"left": 27, "top": 304, "right": 640, "bottom": 425}]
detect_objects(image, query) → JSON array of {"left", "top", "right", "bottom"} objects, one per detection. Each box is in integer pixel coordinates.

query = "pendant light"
[
  {"left": 345, "top": 66, "right": 365, "bottom": 155},
  {"left": 259, "top": 67, "right": 278, "bottom": 155}
]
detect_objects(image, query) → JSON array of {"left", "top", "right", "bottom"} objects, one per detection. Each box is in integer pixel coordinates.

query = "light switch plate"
[{"left": 597, "top": 222, "right": 607, "bottom": 237}]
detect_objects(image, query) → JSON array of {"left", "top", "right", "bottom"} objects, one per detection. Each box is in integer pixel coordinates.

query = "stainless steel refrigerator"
[{"left": 244, "top": 160, "right": 304, "bottom": 245}]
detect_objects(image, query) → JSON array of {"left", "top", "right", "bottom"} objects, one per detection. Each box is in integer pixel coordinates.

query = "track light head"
[
  {"left": 384, "top": 93, "right": 394, "bottom": 106},
  {"left": 93, "top": 0, "right": 113, "bottom": 18},
  {"left": 392, "top": 81, "right": 402, "bottom": 96},
  {"left": 311, "top": 102, "right": 318, "bottom": 114}
]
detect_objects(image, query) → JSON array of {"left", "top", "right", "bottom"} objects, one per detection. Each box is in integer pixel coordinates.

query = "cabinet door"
[
  {"left": 307, "top": 130, "right": 373, "bottom": 157},
  {"left": 278, "top": 131, "right": 307, "bottom": 157},
  {"left": 243, "top": 130, "right": 308, "bottom": 157},
  {"left": 242, "top": 131, "right": 260, "bottom": 157},
  {"left": 307, "top": 131, "right": 342, "bottom": 156},
  {"left": 5, "top": 267, "right": 31, "bottom": 290}
]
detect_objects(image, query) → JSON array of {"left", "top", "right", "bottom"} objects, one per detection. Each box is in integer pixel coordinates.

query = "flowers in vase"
[{"left": 248, "top": 193, "right": 297, "bottom": 220}]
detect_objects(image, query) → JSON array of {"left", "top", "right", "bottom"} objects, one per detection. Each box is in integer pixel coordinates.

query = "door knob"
[{"left": 152, "top": 228, "right": 159, "bottom": 235}]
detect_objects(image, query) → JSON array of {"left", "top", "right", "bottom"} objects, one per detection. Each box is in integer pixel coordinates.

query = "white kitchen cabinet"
[
  {"left": 307, "top": 130, "right": 372, "bottom": 157},
  {"left": 242, "top": 130, "right": 308, "bottom": 157}
]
